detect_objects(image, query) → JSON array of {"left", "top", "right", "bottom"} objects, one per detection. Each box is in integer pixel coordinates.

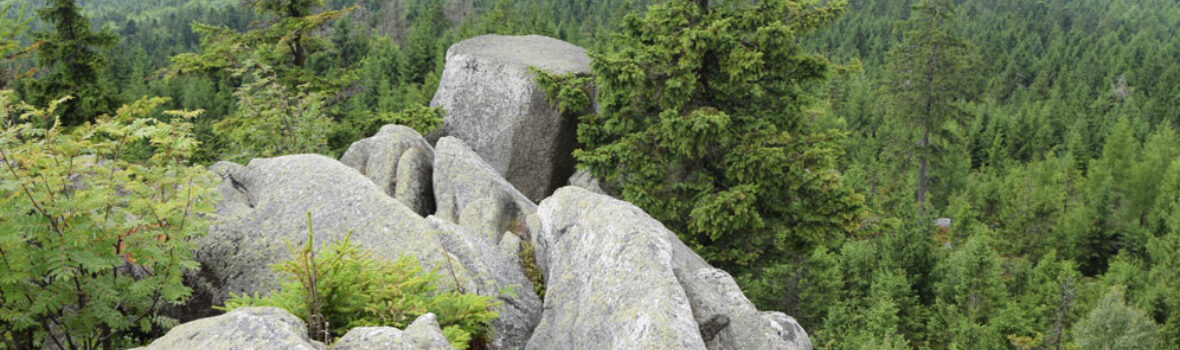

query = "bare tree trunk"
[
  {"left": 1049, "top": 277, "right": 1074, "bottom": 350},
  {"left": 380, "top": 0, "right": 408, "bottom": 45}
]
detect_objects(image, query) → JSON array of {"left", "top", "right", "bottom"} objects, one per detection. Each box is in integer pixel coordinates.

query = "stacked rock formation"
[{"left": 155, "top": 35, "right": 812, "bottom": 350}]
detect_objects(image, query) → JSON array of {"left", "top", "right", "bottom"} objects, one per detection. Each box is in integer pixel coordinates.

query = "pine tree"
[
  {"left": 884, "top": 0, "right": 977, "bottom": 212},
  {"left": 29, "top": 0, "right": 118, "bottom": 126}
]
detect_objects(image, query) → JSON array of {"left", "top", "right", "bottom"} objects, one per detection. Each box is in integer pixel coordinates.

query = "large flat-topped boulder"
[
  {"left": 444, "top": 34, "right": 590, "bottom": 74},
  {"left": 430, "top": 34, "right": 592, "bottom": 202}
]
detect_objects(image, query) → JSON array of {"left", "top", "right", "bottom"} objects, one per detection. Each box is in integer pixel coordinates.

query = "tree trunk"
[
  {"left": 293, "top": 34, "right": 307, "bottom": 68},
  {"left": 1049, "top": 277, "right": 1074, "bottom": 350},
  {"left": 917, "top": 4, "right": 939, "bottom": 214},
  {"left": 287, "top": 3, "right": 308, "bottom": 68},
  {"left": 918, "top": 127, "right": 929, "bottom": 211}
]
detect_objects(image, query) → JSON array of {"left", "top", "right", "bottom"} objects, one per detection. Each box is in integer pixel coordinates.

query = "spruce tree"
[
  {"left": 564, "top": 0, "right": 866, "bottom": 300},
  {"left": 169, "top": 0, "right": 355, "bottom": 82},
  {"left": 29, "top": 0, "right": 118, "bottom": 126},
  {"left": 884, "top": 0, "right": 977, "bottom": 211}
]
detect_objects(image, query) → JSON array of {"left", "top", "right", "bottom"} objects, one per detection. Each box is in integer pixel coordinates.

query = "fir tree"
[
  {"left": 29, "top": 0, "right": 118, "bottom": 126},
  {"left": 884, "top": 0, "right": 977, "bottom": 212},
  {"left": 562, "top": 0, "right": 866, "bottom": 307}
]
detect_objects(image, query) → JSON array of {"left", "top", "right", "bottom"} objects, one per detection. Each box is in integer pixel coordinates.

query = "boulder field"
[{"left": 157, "top": 35, "right": 812, "bottom": 350}]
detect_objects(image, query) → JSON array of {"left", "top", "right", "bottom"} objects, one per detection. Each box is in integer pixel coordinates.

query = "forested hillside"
[{"left": 2, "top": 0, "right": 1178, "bottom": 349}]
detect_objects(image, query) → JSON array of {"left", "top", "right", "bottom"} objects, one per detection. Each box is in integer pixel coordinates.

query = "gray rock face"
[
  {"left": 498, "top": 231, "right": 523, "bottom": 267},
  {"left": 396, "top": 147, "right": 434, "bottom": 215},
  {"left": 567, "top": 169, "right": 606, "bottom": 195},
  {"left": 430, "top": 34, "right": 591, "bottom": 201},
  {"left": 195, "top": 155, "right": 444, "bottom": 307},
  {"left": 434, "top": 137, "right": 539, "bottom": 244},
  {"left": 191, "top": 154, "right": 539, "bottom": 349},
  {"left": 135, "top": 308, "right": 325, "bottom": 350},
  {"left": 340, "top": 124, "right": 435, "bottom": 215},
  {"left": 333, "top": 314, "right": 455, "bottom": 350},
  {"left": 427, "top": 216, "right": 541, "bottom": 350},
  {"left": 677, "top": 268, "right": 813, "bottom": 350},
  {"left": 530, "top": 187, "right": 707, "bottom": 350},
  {"left": 530, "top": 187, "right": 813, "bottom": 350}
]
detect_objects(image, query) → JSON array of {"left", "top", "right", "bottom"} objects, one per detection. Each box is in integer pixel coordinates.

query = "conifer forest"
[{"left": 2, "top": 0, "right": 1179, "bottom": 349}]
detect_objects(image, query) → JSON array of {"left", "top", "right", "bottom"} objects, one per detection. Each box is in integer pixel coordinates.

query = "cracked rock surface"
[
  {"left": 430, "top": 34, "right": 591, "bottom": 202},
  {"left": 530, "top": 187, "right": 812, "bottom": 350}
]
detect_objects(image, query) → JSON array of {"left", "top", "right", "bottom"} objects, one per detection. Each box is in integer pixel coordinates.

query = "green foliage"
[
  {"left": 380, "top": 104, "right": 444, "bottom": 136},
  {"left": 28, "top": 0, "right": 119, "bottom": 126},
  {"left": 168, "top": 0, "right": 355, "bottom": 77},
  {"left": 572, "top": 0, "right": 866, "bottom": 278},
  {"left": 1071, "top": 287, "right": 1161, "bottom": 350},
  {"left": 883, "top": 0, "right": 979, "bottom": 209},
  {"left": 933, "top": 235, "right": 1006, "bottom": 349},
  {"left": 534, "top": 69, "right": 592, "bottom": 116},
  {"left": 518, "top": 240, "right": 545, "bottom": 300},
  {"left": 222, "top": 215, "right": 499, "bottom": 349},
  {"left": 0, "top": 2, "right": 34, "bottom": 88},
  {"left": 0, "top": 91, "right": 216, "bottom": 349},
  {"left": 330, "top": 104, "right": 443, "bottom": 154},
  {"left": 211, "top": 58, "right": 330, "bottom": 163},
  {"left": 8, "top": 0, "right": 1180, "bottom": 349}
]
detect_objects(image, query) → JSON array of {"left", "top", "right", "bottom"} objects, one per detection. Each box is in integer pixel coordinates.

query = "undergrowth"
[{"left": 220, "top": 214, "right": 500, "bottom": 349}]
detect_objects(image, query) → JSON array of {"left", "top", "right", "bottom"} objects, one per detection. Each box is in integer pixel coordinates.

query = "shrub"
[
  {"left": 222, "top": 214, "right": 500, "bottom": 349},
  {"left": 0, "top": 92, "right": 217, "bottom": 349},
  {"left": 329, "top": 104, "right": 444, "bottom": 154},
  {"left": 212, "top": 58, "right": 332, "bottom": 163}
]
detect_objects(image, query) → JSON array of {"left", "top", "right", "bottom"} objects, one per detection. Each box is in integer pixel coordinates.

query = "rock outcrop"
[
  {"left": 434, "top": 136, "right": 539, "bottom": 244},
  {"left": 340, "top": 124, "right": 435, "bottom": 215},
  {"left": 430, "top": 34, "right": 591, "bottom": 202},
  {"left": 567, "top": 168, "right": 606, "bottom": 195},
  {"left": 529, "top": 187, "right": 812, "bottom": 350},
  {"left": 135, "top": 308, "right": 324, "bottom": 350},
  {"left": 333, "top": 314, "right": 455, "bottom": 350},
  {"left": 190, "top": 154, "right": 539, "bottom": 349},
  {"left": 677, "top": 267, "right": 813, "bottom": 350},
  {"left": 157, "top": 34, "right": 819, "bottom": 350},
  {"left": 427, "top": 216, "right": 541, "bottom": 349},
  {"left": 529, "top": 187, "right": 704, "bottom": 350}
]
